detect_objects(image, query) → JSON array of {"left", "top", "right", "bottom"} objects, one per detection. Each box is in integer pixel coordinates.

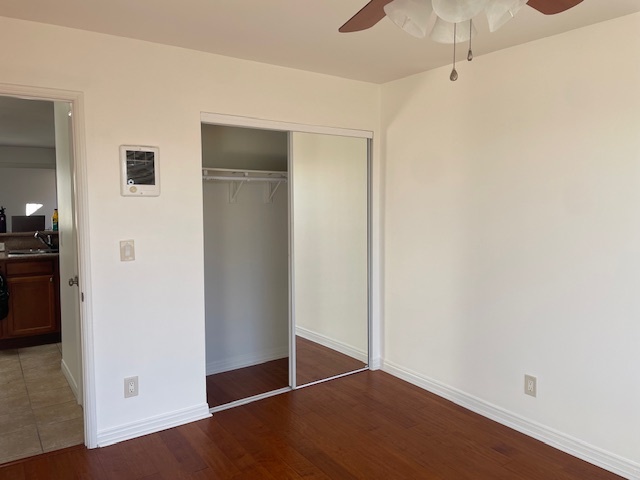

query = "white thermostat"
[{"left": 120, "top": 145, "right": 160, "bottom": 196}]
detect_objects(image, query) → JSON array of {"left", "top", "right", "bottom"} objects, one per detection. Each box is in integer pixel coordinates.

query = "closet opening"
[
  {"left": 201, "top": 115, "right": 372, "bottom": 412},
  {"left": 202, "top": 124, "right": 290, "bottom": 410}
]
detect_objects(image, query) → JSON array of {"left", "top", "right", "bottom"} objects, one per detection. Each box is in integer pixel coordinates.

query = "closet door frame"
[{"left": 201, "top": 112, "right": 375, "bottom": 396}]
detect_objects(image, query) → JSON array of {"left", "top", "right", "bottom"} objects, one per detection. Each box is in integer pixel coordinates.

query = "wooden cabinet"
[{"left": 0, "top": 256, "right": 61, "bottom": 346}]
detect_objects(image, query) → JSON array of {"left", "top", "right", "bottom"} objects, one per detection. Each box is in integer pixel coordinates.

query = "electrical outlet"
[
  {"left": 124, "top": 376, "right": 138, "bottom": 398},
  {"left": 120, "top": 240, "right": 135, "bottom": 261},
  {"left": 524, "top": 374, "right": 537, "bottom": 397}
]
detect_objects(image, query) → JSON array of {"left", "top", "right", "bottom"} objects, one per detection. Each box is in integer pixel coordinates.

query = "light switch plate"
[{"left": 120, "top": 240, "right": 135, "bottom": 261}]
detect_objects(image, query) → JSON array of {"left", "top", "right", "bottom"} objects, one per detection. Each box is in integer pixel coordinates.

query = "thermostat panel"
[{"left": 120, "top": 145, "right": 160, "bottom": 196}]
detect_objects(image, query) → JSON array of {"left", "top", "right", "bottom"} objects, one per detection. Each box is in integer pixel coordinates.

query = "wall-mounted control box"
[{"left": 120, "top": 145, "right": 160, "bottom": 196}]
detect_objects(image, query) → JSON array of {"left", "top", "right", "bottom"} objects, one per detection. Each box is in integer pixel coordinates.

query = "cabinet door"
[{"left": 5, "top": 275, "right": 57, "bottom": 337}]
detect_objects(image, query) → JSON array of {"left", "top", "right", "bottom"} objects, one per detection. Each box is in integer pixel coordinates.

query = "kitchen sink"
[{"left": 7, "top": 248, "right": 59, "bottom": 257}]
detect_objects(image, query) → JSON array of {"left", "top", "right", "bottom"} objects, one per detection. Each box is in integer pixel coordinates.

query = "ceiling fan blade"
[
  {"left": 526, "top": 0, "right": 584, "bottom": 15},
  {"left": 339, "top": 0, "right": 394, "bottom": 33}
]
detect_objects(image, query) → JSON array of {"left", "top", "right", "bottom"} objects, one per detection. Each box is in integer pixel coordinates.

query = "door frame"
[
  {"left": 0, "top": 83, "right": 97, "bottom": 448},
  {"left": 200, "top": 111, "right": 377, "bottom": 394}
]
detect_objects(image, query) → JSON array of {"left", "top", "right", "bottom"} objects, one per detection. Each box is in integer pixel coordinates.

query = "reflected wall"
[{"left": 291, "top": 132, "right": 369, "bottom": 386}]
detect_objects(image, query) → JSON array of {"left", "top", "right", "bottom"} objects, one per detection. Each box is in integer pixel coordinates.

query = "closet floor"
[
  {"left": 206, "top": 357, "right": 289, "bottom": 408},
  {"left": 206, "top": 337, "right": 367, "bottom": 408}
]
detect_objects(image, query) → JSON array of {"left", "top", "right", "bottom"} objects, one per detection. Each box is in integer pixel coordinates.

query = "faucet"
[{"left": 34, "top": 231, "right": 55, "bottom": 250}]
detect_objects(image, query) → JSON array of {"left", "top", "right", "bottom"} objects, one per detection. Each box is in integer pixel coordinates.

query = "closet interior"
[{"left": 202, "top": 122, "right": 370, "bottom": 410}]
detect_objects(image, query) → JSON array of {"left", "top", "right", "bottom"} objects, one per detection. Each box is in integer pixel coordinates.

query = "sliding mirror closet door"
[
  {"left": 291, "top": 132, "right": 369, "bottom": 387},
  {"left": 202, "top": 124, "right": 290, "bottom": 409}
]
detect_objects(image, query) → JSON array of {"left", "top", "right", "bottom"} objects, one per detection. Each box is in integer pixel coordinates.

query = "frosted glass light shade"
[
  {"left": 432, "top": 0, "right": 488, "bottom": 23},
  {"left": 384, "top": 0, "right": 433, "bottom": 38},
  {"left": 430, "top": 17, "right": 477, "bottom": 44},
  {"left": 485, "top": 0, "right": 527, "bottom": 32}
]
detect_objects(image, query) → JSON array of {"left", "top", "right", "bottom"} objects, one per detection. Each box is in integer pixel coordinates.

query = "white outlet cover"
[
  {"left": 524, "top": 374, "right": 537, "bottom": 397},
  {"left": 124, "top": 376, "right": 138, "bottom": 398},
  {"left": 120, "top": 240, "right": 135, "bottom": 261}
]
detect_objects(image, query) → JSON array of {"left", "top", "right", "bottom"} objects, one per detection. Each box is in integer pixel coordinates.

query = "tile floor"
[{"left": 0, "top": 343, "right": 84, "bottom": 465}]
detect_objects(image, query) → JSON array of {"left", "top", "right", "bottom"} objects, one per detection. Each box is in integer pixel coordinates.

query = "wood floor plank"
[
  {"left": 197, "top": 416, "right": 279, "bottom": 479},
  {"left": 158, "top": 428, "right": 208, "bottom": 475},
  {"left": 0, "top": 464, "right": 24, "bottom": 480},
  {"left": 44, "top": 453, "right": 83, "bottom": 480},
  {"left": 213, "top": 408, "right": 310, "bottom": 479},
  {"left": 65, "top": 448, "right": 106, "bottom": 479},
  {"left": 176, "top": 421, "right": 244, "bottom": 477},
  {"left": 22, "top": 456, "right": 61, "bottom": 480}
]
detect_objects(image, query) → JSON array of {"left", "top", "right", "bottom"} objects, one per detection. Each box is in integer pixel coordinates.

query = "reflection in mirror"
[
  {"left": 292, "top": 132, "right": 369, "bottom": 387},
  {"left": 202, "top": 124, "right": 290, "bottom": 408}
]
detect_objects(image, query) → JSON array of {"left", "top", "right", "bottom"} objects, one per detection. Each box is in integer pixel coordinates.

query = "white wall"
[
  {"left": 203, "top": 178, "right": 289, "bottom": 374},
  {"left": 0, "top": 166, "right": 57, "bottom": 231},
  {"left": 0, "top": 16, "right": 379, "bottom": 443},
  {"left": 382, "top": 13, "right": 640, "bottom": 473},
  {"left": 201, "top": 124, "right": 287, "bottom": 172},
  {"left": 292, "top": 132, "right": 368, "bottom": 357}
]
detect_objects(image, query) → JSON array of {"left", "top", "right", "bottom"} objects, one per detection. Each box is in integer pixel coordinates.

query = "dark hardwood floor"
[
  {"left": 206, "top": 357, "right": 289, "bottom": 407},
  {"left": 296, "top": 336, "right": 366, "bottom": 386},
  {"left": 206, "top": 337, "right": 366, "bottom": 407},
  {"left": 0, "top": 370, "right": 622, "bottom": 479}
]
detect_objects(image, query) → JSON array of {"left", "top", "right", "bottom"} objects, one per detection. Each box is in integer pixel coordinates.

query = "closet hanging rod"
[
  {"left": 202, "top": 167, "right": 287, "bottom": 183},
  {"left": 203, "top": 175, "right": 287, "bottom": 183}
]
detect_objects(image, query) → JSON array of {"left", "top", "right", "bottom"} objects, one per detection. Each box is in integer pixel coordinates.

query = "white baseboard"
[
  {"left": 296, "top": 326, "right": 368, "bottom": 364},
  {"left": 96, "top": 403, "right": 211, "bottom": 447},
  {"left": 382, "top": 360, "right": 639, "bottom": 480},
  {"left": 206, "top": 346, "right": 288, "bottom": 376},
  {"left": 60, "top": 358, "right": 81, "bottom": 405}
]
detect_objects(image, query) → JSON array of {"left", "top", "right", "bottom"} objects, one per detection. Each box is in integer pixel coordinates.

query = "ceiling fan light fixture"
[
  {"left": 432, "top": 0, "right": 489, "bottom": 23},
  {"left": 485, "top": 0, "right": 527, "bottom": 32},
  {"left": 383, "top": 0, "right": 433, "bottom": 38},
  {"left": 430, "top": 17, "right": 476, "bottom": 44}
]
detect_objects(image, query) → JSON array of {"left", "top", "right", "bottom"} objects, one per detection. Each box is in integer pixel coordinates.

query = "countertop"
[{"left": 0, "top": 251, "right": 60, "bottom": 262}]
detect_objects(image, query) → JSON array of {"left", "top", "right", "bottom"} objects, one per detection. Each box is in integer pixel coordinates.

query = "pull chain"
[
  {"left": 450, "top": 23, "right": 458, "bottom": 81},
  {"left": 467, "top": 20, "right": 473, "bottom": 61}
]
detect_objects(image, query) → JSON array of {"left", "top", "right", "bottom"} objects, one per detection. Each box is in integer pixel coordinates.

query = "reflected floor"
[
  {"left": 0, "top": 344, "right": 84, "bottom": 465},
  {"left": 295, "top": 336, "right": 366, "bottom": 386},
  {"left": 206, "top": 336, "right": 366, "bottom": 408}
]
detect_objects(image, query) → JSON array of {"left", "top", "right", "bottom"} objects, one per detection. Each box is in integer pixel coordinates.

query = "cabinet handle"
[{"left": 50, "top": 277, "right": 53, "bottom": 283}]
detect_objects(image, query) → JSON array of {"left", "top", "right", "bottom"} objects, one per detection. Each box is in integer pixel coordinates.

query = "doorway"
[
  {"left": 0, "top": 93, "right": 88, "bottom": 463},
  {"left": 201, "top": 114, "right": 372, "bottom": 411}
]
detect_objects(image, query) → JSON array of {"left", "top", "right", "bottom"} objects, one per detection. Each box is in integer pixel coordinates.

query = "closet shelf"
[
  {"left": 202, "top": 168, "right": 287, "bottom": 204},
  {"left": 202, "top": 168, "right": 288, "bottom": 183}
]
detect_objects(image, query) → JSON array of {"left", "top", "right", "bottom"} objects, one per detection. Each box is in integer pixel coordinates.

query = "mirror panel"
[{"left": 291, "top": 132, "right": 369, "bottom": 387}]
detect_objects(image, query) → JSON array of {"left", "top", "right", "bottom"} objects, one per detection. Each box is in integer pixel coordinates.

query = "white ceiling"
[{"left": 1, "top": 1, "right": 639, "bottom": 84}]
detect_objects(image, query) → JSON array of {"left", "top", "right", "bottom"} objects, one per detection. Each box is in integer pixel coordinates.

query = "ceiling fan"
[
  {"left": 339, "top": 0, "right": 584, "bottom": 34},
  {"left": 339, "top": 0, "right": 584, "bottom": 80}
]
